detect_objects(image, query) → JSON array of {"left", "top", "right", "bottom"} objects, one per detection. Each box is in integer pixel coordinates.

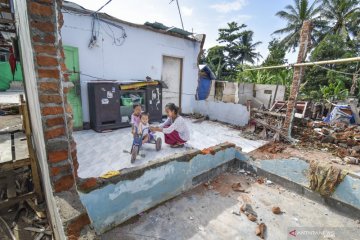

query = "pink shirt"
[{"left": 131, "top": 114, "right": 141, "bottom": 128}]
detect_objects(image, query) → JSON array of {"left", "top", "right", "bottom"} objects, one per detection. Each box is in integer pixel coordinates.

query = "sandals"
[{"left": 170, "top": 143, "right": 185, "bottom": 148}]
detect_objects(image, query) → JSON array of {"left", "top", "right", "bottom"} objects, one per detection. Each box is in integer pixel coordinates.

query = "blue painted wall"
[
  {"left": 251, "top": 157, "right": 360, "bottom": 212},
  {"left": 255, "top": 158, "right": 310, "bottom": 186},
  {"left": 333, "top": 175, "right": 360, "bottom": 210},
  {"left": 79, "top": 148, "right": 243, "bottom": 233}
]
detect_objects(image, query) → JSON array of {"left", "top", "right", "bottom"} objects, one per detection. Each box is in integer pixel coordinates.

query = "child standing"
[{"left": 130, "top": 104, "right": 141, "bottom": 134}]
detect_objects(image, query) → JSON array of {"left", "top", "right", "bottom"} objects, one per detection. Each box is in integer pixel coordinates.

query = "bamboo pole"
[{"left": 244, "top": 57, "right": 360, "bottom": 71}]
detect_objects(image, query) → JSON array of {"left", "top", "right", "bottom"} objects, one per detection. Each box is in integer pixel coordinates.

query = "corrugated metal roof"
[{"left": 144, "top": 22, "right": 192, "bottom": 37}]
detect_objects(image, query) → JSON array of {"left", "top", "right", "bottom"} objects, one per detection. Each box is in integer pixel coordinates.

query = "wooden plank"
[
  {"left": 0, "top": 158, "right": 31, "bottom": 172},
  {"left": 20, "top": 97, "right": 43, "bottom": 202},
  {"left": 6, "top": 174, "right": 16, "bottom": 198},
  {"left": 25, "top": 199, "right": 46, "bottom": 219},
  {"left": 0, "top": 28, "right": 15, "bottom": 33},
  {"left": 0, "top": 192, "right": 36, "bottom": 209},
  {"left": 0, "top": 18, "right": 14, "bottom": 24},
  {"left": 253, "top": 109, "right": 285, "bottom": 118},
  {"left": 253, "top": 118, "right": 294, "bottom": 143},
  {"left": 0, "top": 7, "right": 12, "bottom": 13}
]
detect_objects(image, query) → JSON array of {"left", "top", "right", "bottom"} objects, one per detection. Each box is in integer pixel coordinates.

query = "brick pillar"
[
  {"left": 283, "top": 21, "right": 312, "bottom": 137},
  {"left": 26, "top": 0, "right": 94, "bottom": 239},
  {"left": 28, "top": 0, "right": 74, "bottom": 192}
]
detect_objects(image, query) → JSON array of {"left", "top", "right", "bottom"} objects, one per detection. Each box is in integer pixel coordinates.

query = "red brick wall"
[
  {"left": 283, "top": 21, "right": 312, "bottom": 136},
  {"left": 26, "top": 0, "right": 91, "bottom": 238},
  {"left": 28, "top": 0, "right": 74, "bottom": 192}
]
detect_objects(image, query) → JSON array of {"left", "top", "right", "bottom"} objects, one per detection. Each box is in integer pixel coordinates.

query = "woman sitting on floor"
[{"left": 150, "top": 103, "right": 189, "bottom": 148}]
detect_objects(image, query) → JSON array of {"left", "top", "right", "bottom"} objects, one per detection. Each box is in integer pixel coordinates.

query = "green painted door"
[{"left": 63, "top": 46, "right": 83, "bottom": 129}]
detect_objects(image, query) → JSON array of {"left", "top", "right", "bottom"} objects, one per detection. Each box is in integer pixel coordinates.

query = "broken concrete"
[
  {"left": 102, "top": 172, "right": 360, "bottom": 240},
  {"left": 247, "top": 157, "right": 360, "bottom": 218}
]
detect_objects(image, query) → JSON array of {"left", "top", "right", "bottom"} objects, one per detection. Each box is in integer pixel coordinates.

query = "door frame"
[
  {"left": 161, "top": 55, "right": 183, "bottom": 111},
  {"left": 63, "top": 45, "right": 83, "bottom": 129}
]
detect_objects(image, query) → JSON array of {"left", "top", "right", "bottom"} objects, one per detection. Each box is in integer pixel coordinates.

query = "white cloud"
[
  {"left": 210, "top": 0, "right": 247, "bottom": 13},
  {"left": 181, "top": 6, "right": 193, "bottom": 16}
]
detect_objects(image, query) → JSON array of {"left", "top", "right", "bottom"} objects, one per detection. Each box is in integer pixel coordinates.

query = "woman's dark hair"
[{"left": 165, "top": 103, "right": 179, "bottom": 114}]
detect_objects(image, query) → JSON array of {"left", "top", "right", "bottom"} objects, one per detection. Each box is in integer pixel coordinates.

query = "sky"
[{"left": 68, "top": 0, "right": 298, "bottom": 63}]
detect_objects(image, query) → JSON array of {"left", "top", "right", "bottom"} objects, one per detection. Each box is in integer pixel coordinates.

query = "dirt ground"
[{"left": 249, "top": 142, "right": 360, "bottom": 175}]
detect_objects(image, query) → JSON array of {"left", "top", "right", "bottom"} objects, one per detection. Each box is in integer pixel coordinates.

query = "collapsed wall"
[{"left": 76, "top": 143, "right": 246, "bottom": 233}]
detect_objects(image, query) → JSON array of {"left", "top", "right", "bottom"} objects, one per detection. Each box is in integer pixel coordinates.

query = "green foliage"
[
  {"left": 322, "top": 0, "right": 360, "bottom": 39},
  {"left": 205, "top": 46, "right": 227, "bottom": 79},
  {"left": 202, "top": 0, "right": 360, "bottom": 100},
  {"left": 310, "top": 34, "right": 357, "bottom": 61},
  {"left": 320, "top": 80, "right": 349, "bottom": 100},
  {"left": 303, "top": 34, "right": 358, "bottom": 98},
  {"left": 237, "top": 68, "right": 293, "bottom": 86},
  {"left": 273, "top": 0, "right": 326, "bottom": 51},
  {"left": 263, "top": 39, "right": 287, "bottom": 67},
  {"left": 204, "top": 22, "right": 262, "bottom": 81}
]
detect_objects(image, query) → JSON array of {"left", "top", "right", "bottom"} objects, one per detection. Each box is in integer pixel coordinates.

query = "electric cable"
[{"left": 94, "top": 0, "right": 113, "bottom": 13}]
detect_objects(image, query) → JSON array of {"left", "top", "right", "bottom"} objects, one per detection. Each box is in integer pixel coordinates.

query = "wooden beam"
[
  {"left": 0, "top": 7, "right": 12, "bottom": 13},
  {"left": 0, "top": 158, "right": 31, "bottom": 171},
  {"left": 253, "top": 109, "right": 285, "bottom": 118},
  {"left": 0, "top": 192, "right": 36, "bottom": 209},
  {"left": 20, "top": 96, "right": 44, "bottom": 202},
  {"left": 0, "top": 28, "right": 15, "bottom": 33},
  {"left": 26, "top": 199, "right": 47, "bottom": 219},
  {"left": 253, "top": 118, "right": 295, "bottom": 143},
  {"left": 0, "top": 18, "right": 14, "bottom": 24}
]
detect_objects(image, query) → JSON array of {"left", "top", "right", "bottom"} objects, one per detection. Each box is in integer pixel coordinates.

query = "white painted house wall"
[{"left": 61, "top": 12, "right": 201, "bottom": 122}]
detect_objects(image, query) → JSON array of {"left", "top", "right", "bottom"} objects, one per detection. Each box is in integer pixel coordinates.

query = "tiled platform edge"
[{"left": 77, "top": 143, "right": 243, "bottom": 233}]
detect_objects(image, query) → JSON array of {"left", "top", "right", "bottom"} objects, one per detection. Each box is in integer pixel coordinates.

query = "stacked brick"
[
  {"left": 28, "top": 0, "right": 74, "bottom": 192},
  {"left": 283, "top": 20, "right": 312, "bottom": 136},
  {"left": 26, "top": 0, "right": 94, "bottom": 239}
]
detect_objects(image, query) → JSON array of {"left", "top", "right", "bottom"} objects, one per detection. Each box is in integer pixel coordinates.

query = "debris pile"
[
  {"left": 297, "top": 121, "right": 360, "bottom": 163},
  {"left": 0, "top": 200, "right": 51, "bottom": 240}
]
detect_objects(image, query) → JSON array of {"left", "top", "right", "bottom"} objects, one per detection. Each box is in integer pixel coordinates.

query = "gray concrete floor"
[
  {"left": 101, "top": 172, "right": 360, "bottom": 240},
  {"left": 74, "top": 118, "right": 266, "bottom": 178}
]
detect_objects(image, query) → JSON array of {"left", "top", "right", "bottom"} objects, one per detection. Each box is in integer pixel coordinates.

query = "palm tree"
[
  {"left": 237, "top": 31, "right": 262, "bottom": 64},
  {"left": 321, "top": 0, "right": 360, "bottom": 39},
  {"left": 273, "top": 0, "right": 325, "bottom": 51}
]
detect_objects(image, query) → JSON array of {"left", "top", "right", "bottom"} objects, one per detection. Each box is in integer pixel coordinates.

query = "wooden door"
[{"left": 161, "top": 56, "right": 182, "bottom": 114}]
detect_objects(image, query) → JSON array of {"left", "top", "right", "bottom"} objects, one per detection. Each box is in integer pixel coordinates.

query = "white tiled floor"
[{"left": 74, "top": 118, "right": 266, "bottom": 178}]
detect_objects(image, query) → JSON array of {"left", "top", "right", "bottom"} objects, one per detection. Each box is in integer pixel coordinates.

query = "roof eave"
[{"left": 62, "top": 3, "right": 200, "bottom": 42}]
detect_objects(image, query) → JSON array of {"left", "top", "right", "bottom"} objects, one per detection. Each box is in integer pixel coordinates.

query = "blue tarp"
[
  {"left": 197, "top": 77, "right": 212, "bottom": 100},
  {"left": 196, "top": 65, "right": 216, "bottom": 100},
  {"left": 323, "top": 105, "right": 355, "bottom": 124}
]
